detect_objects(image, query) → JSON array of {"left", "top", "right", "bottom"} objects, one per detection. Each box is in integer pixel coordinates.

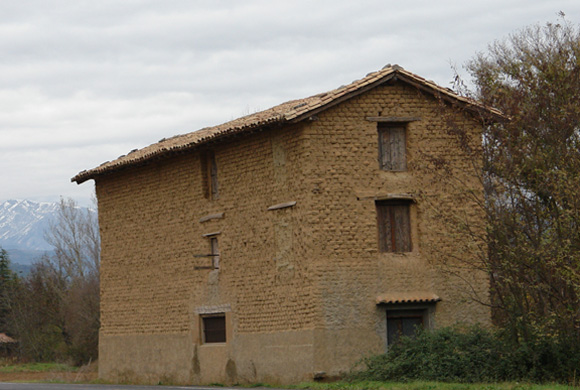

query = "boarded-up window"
[
  {"left": 201, "top": 151, "right": 219, "bottom": 200},
  {"left": 376, "top": 200, "right": 412, "bottom": 252},
  {"left": 378, "top": 123, "right": 407, "bottom": 171},
  {"left": 202, "top": 314, "right": 226, "bottom": 343},
  {"left": 387, "top": 309, "right": 425, "bottom": 345},
  {"left": 210, "top": 236, "right": 220, "bottom": 269},
  {"left": 209, "top": 151, "right": 219, "bottom": 200}
]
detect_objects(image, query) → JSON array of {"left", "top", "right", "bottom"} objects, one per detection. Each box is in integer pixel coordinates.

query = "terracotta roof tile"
[
  {"left": 376, "top": 293, "right": 441, "bottom": 305},
  {"left": 72, "top": 65, "right": 503, "bottom": 184}
]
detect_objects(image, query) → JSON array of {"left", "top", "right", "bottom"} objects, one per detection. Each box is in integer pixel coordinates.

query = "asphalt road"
[
  {"left": 0, "top": 385, "right": 283, "bottom": 390},
  {"left": 0, "top": 385, "right": 199, "bottom": 390}
]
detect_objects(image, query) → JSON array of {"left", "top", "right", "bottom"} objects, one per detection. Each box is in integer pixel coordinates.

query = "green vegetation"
[
  {"left": 463, "top": 14, "right": 580, "bottom": 343},
  {"left": 351, "top": 326, "right": 580, "bottom": 384},
  {"left": 411, "top": 15, "right": 580, "bottom": 386},
  {"left": 1, "top": 15, "right": 580, "bottom": 389},
  {"left": 0, "top": 361, "right": 77, "bottom": 373},
  {"left": 0, "top": 197, "right": 100, "bottom": 365},
  {"left": 0, "top": 248, "right": 17, "bottom": 332},
  {"left": 293, "top": 382, "right": 570, "bottom": 390}
]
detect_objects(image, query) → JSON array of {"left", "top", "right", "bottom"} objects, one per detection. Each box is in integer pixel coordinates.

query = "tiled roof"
[
  {"left": 72, "top": 64, "right": 503, "bottom": 184},
  {"left": 375, "top": 293, "right": 441, "bottom": 305}
]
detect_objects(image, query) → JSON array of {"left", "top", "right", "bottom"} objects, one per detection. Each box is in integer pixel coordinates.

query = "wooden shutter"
[
  {"left": 378, "top": 124, "right": 407, "bottom": 171},
  {"left": 376, "top": 202, "right": 392, "bottom": 252},
  {"left": 389, "top": 126, "right": 407, "bottom": 170},
  {"left": 376, "top": 200, "right": 412, "bottom": 252},
  {"left": 378, "top": 128, "right": 390, "bottom": 170},
  {"left": 392, "top": 203, "right": 411, "bottom": 252}
]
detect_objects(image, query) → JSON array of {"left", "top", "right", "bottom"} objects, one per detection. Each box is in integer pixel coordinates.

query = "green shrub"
[{"left": 353, "top": 326, "right": 580, "bottom": 384}]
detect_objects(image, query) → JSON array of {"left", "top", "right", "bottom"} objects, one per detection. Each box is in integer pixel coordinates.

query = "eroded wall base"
[
  {"left": 99, "top": 333, "right": 194, "bottom": 385},
  {"left": 99, "top": 329, "right": 316, "bottom": 385}
]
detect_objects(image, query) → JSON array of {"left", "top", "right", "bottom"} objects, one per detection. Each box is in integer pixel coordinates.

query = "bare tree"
[
  {"left": 466, "top": 15, "right": 580, "bottom": 340},
  {"left": 6, "top": 197, "right": 100, "bottom": 364},
  {"left": 45, "top": 197, "right": 100, "bottom": 281}
]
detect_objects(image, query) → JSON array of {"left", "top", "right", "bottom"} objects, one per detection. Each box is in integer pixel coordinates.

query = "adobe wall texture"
[
  {"left": 300, "top": 82, "right": 490, "bottom": 376},
  {"left": 96, "top": 81, "right": 490, "bottom": 385},
  {"left": 97, "top": 121, "right": 318, "bottom": 384}
]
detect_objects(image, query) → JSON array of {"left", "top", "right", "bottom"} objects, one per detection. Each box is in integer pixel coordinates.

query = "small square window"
[
  {"left": 376, "top": 200, "right": 412, "bottom": 253},
  {"left": 386, "top": 309, "right": 426, "bottom": 345},
  {"left": 202, "top": 314, "right": 226, "bottom": 343},
  {"left": 378, "top": 123, "right": 407, "bottom": 171}
]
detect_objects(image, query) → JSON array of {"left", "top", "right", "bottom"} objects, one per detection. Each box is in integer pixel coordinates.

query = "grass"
[
  {"left": 291, "top": 381, "right": 573, "bottom": 390},
  {"left": 0, "top": 362, "right": 78, "bottom": 373},
  {"left": 0, "top": 361, "right": 573, "bottom": 390}
]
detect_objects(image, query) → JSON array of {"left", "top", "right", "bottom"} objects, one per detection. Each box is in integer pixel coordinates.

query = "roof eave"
[
  {"left": 71, "top": 118, "right": 288, "bottom": 184},
  {"left": 72, "top": 66, "right": 506, "bottom": 185},
  {"left": 394, "top": 72, "right": 506, "bottom": 122}
]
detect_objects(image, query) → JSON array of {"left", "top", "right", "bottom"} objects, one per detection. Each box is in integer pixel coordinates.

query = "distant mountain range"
[{"left": 0, "top": 199, "right": 62, "bottom": 267}]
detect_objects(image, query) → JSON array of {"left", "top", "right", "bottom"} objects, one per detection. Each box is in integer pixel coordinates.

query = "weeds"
[{"left": 350, "top": 326, "right": 580, "bottom": 385}]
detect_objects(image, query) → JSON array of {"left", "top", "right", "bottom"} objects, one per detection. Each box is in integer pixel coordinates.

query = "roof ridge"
[{"left": 72, "top": 65, "right": 502, "bottom": 184}]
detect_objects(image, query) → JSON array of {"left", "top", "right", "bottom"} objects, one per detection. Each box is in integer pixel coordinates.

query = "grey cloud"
[{"left": 1, "top": 0, "right": 579, "bottom": 205}]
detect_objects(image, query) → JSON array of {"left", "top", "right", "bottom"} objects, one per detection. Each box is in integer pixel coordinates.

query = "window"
[
  {"left": 386, "top": 309, "right": 426, "bottom": 345},
  {"left": 378, "top": 123, "right": 407, "bottom": 171},
  {"left": 201, "top": 151, "right": 219, "bottom": 200},
  {"left": 210, "top": 236, "right": 220, "bottom": 269},
  {"left": 202, "top": 314, "right": 226, "bottom": 343},
  {"left": 376, "top": 200, "right": 412, "bottom": 253},
  {"left": 197, "top": 232, "right": 221, "bottom": 270}
]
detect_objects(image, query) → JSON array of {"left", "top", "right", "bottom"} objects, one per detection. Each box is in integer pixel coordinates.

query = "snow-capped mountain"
[{"left": 0, "top": 199, "right": 59, "bottom": 252}]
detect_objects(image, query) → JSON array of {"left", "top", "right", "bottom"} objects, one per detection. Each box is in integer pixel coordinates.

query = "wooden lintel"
[
  {"left": 199, "top": 212, "right": 224, "bottom": 223},
  {"left": 267, "top": 201, "right": 297, "bottom": 211},
  {"left": 366, "top": 116, "right": 421, "bottom": 122},
  {"left": 357, "top": 193, "right": 415, "bottom": 201}
]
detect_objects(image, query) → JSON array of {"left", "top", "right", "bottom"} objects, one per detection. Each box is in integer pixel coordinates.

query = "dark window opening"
[
  {"left": 376, "top": 200, "right": 412, "bottom": 252},
  {"left": 378, "top": 123, "right": 407, "bottom": 171},
  {"left": 209, "top": 152, "right": 219, "bottom": 200},
  {"left": 387, "top": 309, "right": 425, "bottom": 345},
  {"left": 201, "top": 151, "right": 219, "bottom": 200},
  {"left": 202, "top": 315, "right": 226, "bottom": 343}
]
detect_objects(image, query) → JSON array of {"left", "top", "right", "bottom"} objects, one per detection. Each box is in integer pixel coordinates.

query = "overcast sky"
[{"left": 1, "top": 1, "right": 579, "bottom": 206}]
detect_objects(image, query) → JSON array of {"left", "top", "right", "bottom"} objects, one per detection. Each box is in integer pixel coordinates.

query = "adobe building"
[{"left": 73, "top": 65, "right": 501, "bottom": 385}]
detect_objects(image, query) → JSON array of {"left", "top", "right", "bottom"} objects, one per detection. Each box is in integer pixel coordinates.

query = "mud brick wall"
[
  {"left": 95, "top": 80, "right": 490, "bottom": 384},
  {"left": 301, "top": 81, "right": 490, "bottom": 333},
  {"left": 97, "top": 123, "right": 318, "bottom": 338}
]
